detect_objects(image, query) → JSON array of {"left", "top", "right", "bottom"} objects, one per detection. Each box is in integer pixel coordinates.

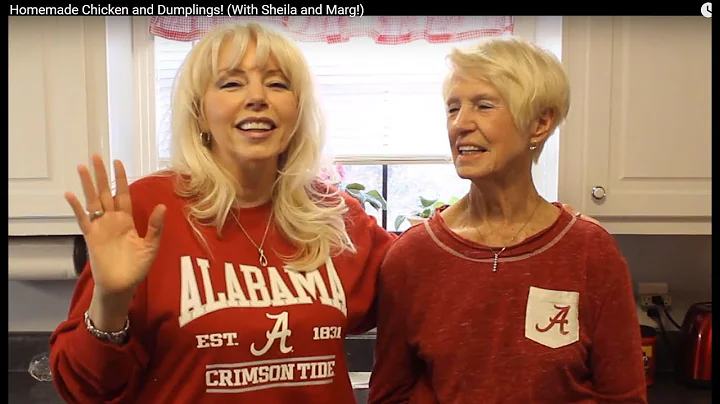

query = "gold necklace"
[
  {"left": 476, "top": 201, "right": 542, "bottom": 272},
  {"left": 233, "top": 211, "right": 273, "bottom": 267}
]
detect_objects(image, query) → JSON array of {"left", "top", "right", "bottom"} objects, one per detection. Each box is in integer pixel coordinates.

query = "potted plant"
[
  {"left": 319, "top": 164, "right": 387, "bottom": 213},
  {"left": 394, "top": 195, "right": 459, "bottom": 230},
  {"left": 340, "top": 182, "right": 387, "bottom": 212}
]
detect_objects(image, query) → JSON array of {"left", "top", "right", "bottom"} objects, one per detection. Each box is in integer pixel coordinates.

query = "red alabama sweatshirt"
[
  {"left": 49, "top": 174, "right": 395, "bottom": 404},
  {"left": 369, "top": 205, "right": 648, "bottom": 404}
]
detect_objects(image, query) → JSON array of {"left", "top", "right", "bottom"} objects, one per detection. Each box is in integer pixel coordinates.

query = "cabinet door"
[
  {"left": 9, "top": 17, "right": 107, "bottom": 235},
  {"left": 560, "top": 17, "right": 711, "bottom": 232}
]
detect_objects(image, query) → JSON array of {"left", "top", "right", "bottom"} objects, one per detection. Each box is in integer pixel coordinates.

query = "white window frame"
[
  {"left": 106, "top": 16, "right": 560, "bottom": 179},
  {"left": 106, "top": 16, "right": 159, "bottom": 181}
]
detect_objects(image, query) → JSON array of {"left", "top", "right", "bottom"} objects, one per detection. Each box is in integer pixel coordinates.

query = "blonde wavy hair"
[
  {"left": 443, "top": 37, "right": 570, "bottom": 162},
  {"left": 164, "top": 22, "right": 355, "bottom": 271}
]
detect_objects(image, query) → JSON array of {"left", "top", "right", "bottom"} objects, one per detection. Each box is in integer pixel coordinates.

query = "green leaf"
[
  {"left": 432, "top": 201, "right": 444, "bottom": 208},
  {"left": 448, "top": 196, "right": 460, "bottom": 205},
  {"left": 419, "top": 196, "right": 437, "bottom": 208},
  {"left": 394, "top": 215, "right": 407, "bottom": 231},
  {"left": 365, "top": 190, "right": 387, "bottom": 210},
  {"left": 366, "top": 196, "right": 382, "bottom": 210},
  {"left": 345, "top": 183, "right": 365, "bottom": 191},
  {"left": 421, "top": 207, "right": 433, "bottom": 218},
  {"left": 346, "top": 189, "right": 367, "bottom": 207}
]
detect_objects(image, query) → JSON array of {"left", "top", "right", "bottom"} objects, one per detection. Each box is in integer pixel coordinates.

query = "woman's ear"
[
  {"left": 195, "top": 99, "right": 210, "bottom": 133},
  {"left": 529, "top": 108, "right": 556, "bottom": 145}
]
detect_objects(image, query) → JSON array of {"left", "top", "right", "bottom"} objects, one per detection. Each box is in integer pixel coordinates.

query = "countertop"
[
  {"left": 8, "top": 371, "right": 710, "bottom": 403},
  {"left": 8, "top": 371, "right": 373, "bottom": 403}
]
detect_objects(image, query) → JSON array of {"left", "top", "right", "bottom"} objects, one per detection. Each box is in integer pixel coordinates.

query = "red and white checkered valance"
[{"left": 149, "top": 16, "right": 513, "bottom": 44}]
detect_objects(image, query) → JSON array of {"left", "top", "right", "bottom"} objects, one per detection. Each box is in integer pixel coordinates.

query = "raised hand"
[{"left": 65, "top": 155, "right": 166, "bottom": 297}]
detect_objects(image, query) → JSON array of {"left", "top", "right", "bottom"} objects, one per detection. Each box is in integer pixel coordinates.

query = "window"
[
  {"left": 154, "top": 37, "right": 195, "bottom": 166},
  {"left": 153, "top": 36, "right": 472, "bottom": 163},
  {"left": 111, "top": 17, "right": 562, "bottom": 231}
]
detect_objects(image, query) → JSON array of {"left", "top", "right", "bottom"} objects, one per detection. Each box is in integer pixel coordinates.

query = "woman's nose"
[
  {"left": 244, "top": 82, "right": 269, "bottom": 111},
  {"left": 449, "top": 108, "right": 474, "bottom": 136},
  {"left": 245, "top": 97, "right": 268, "bottom": 111}
]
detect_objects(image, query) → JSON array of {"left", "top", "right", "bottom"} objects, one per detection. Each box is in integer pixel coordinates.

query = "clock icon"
[{"left": 701, "top": 2, "right": 712, "bottom": 18}]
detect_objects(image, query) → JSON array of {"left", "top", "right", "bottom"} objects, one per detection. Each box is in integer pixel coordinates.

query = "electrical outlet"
[
  {"left": 637, "top": 282, "right": 672, "bottom": 310},
  {"left": 639, "top": 293, "right": 672, "bottom": 309}
]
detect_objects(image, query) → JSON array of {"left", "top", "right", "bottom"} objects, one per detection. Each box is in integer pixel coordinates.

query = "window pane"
[
  {"left": 297, "top": 38, "right": 479, "bottom": 159},
  {"left": 337, "top": 164, "right": 384, "bottom": 226},
  {"left": 387, "top": 164, "right": 470, "bottom": 231},
  {"left": 153, "top": 37, "right": 194, "bottom": 162}
]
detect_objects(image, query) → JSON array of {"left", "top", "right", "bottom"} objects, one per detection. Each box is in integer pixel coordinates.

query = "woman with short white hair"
[{"left": 369, "top": 37, "right": 647, "bottom": 403}]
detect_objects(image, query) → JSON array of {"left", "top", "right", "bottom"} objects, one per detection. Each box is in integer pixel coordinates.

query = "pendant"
[
  {"left": 259, "top": 248, "right": 268, "bottom": 267},
  {"left": 492, "top": 254, "right": 499, "bottom": 272}
]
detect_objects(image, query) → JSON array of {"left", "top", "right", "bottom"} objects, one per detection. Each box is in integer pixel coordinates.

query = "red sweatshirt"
[
  {"left": 49, "top": 174, "right": 395, "bottom": 404},
  {"left": 369, "top": 205, "right": 648, "bottom": 404}
]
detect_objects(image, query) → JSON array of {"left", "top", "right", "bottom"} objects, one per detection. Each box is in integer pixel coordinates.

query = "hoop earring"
[
  {"left": 529, "top": 142, "right": 538, "bottom": 151},
  {"left": 200, "top": 132, "right": 212, "bottom": 148}
]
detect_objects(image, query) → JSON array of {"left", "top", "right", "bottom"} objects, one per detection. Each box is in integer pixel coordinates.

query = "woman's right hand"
[{"left": 65, "top": 155, "right": 166, "bottom": 298}]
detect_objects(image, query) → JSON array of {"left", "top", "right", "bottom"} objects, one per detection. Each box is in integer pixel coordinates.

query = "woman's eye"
[
  {"left": 268, "top": 82, "right": 289, "bottom": 89},
  {"left": 220, "top": 82, "right": 242, "bottom": 89}
]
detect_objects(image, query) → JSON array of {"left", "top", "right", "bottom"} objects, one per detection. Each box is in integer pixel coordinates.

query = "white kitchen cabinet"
[
  {"left": 9, "top": 17, "right": 110, "bottom": 235},
  {"left": 559, "top": 17, "right": 711, "bottom": 235}
]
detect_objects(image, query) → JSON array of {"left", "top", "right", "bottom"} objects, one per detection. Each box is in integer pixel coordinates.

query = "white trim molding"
[{"left": 106, "top": 16, "right": 159, "bottom": 182}]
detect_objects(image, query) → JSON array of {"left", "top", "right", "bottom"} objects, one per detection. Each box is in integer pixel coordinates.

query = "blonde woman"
[
  {"left": 49, "top": 23, "right": 394, "bottom": 404},
  {"left": 369, "top": 38, "right": 647, "bottom": 403}
]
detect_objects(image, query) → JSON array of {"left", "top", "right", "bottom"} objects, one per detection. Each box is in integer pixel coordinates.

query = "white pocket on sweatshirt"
[{"left": 525, "top": 286, "right": 580, "bottom": 349}]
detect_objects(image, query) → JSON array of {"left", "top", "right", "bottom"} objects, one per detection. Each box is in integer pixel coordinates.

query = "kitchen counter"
[
  {"left": 646, "top": 372, "right": 711, "bottom": 404},
  {"left": 8, "top": 371, "right": 709, "bottom": 403},
  {"left": 7, "top": 371, "right": 372, "bottom": 403}
]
